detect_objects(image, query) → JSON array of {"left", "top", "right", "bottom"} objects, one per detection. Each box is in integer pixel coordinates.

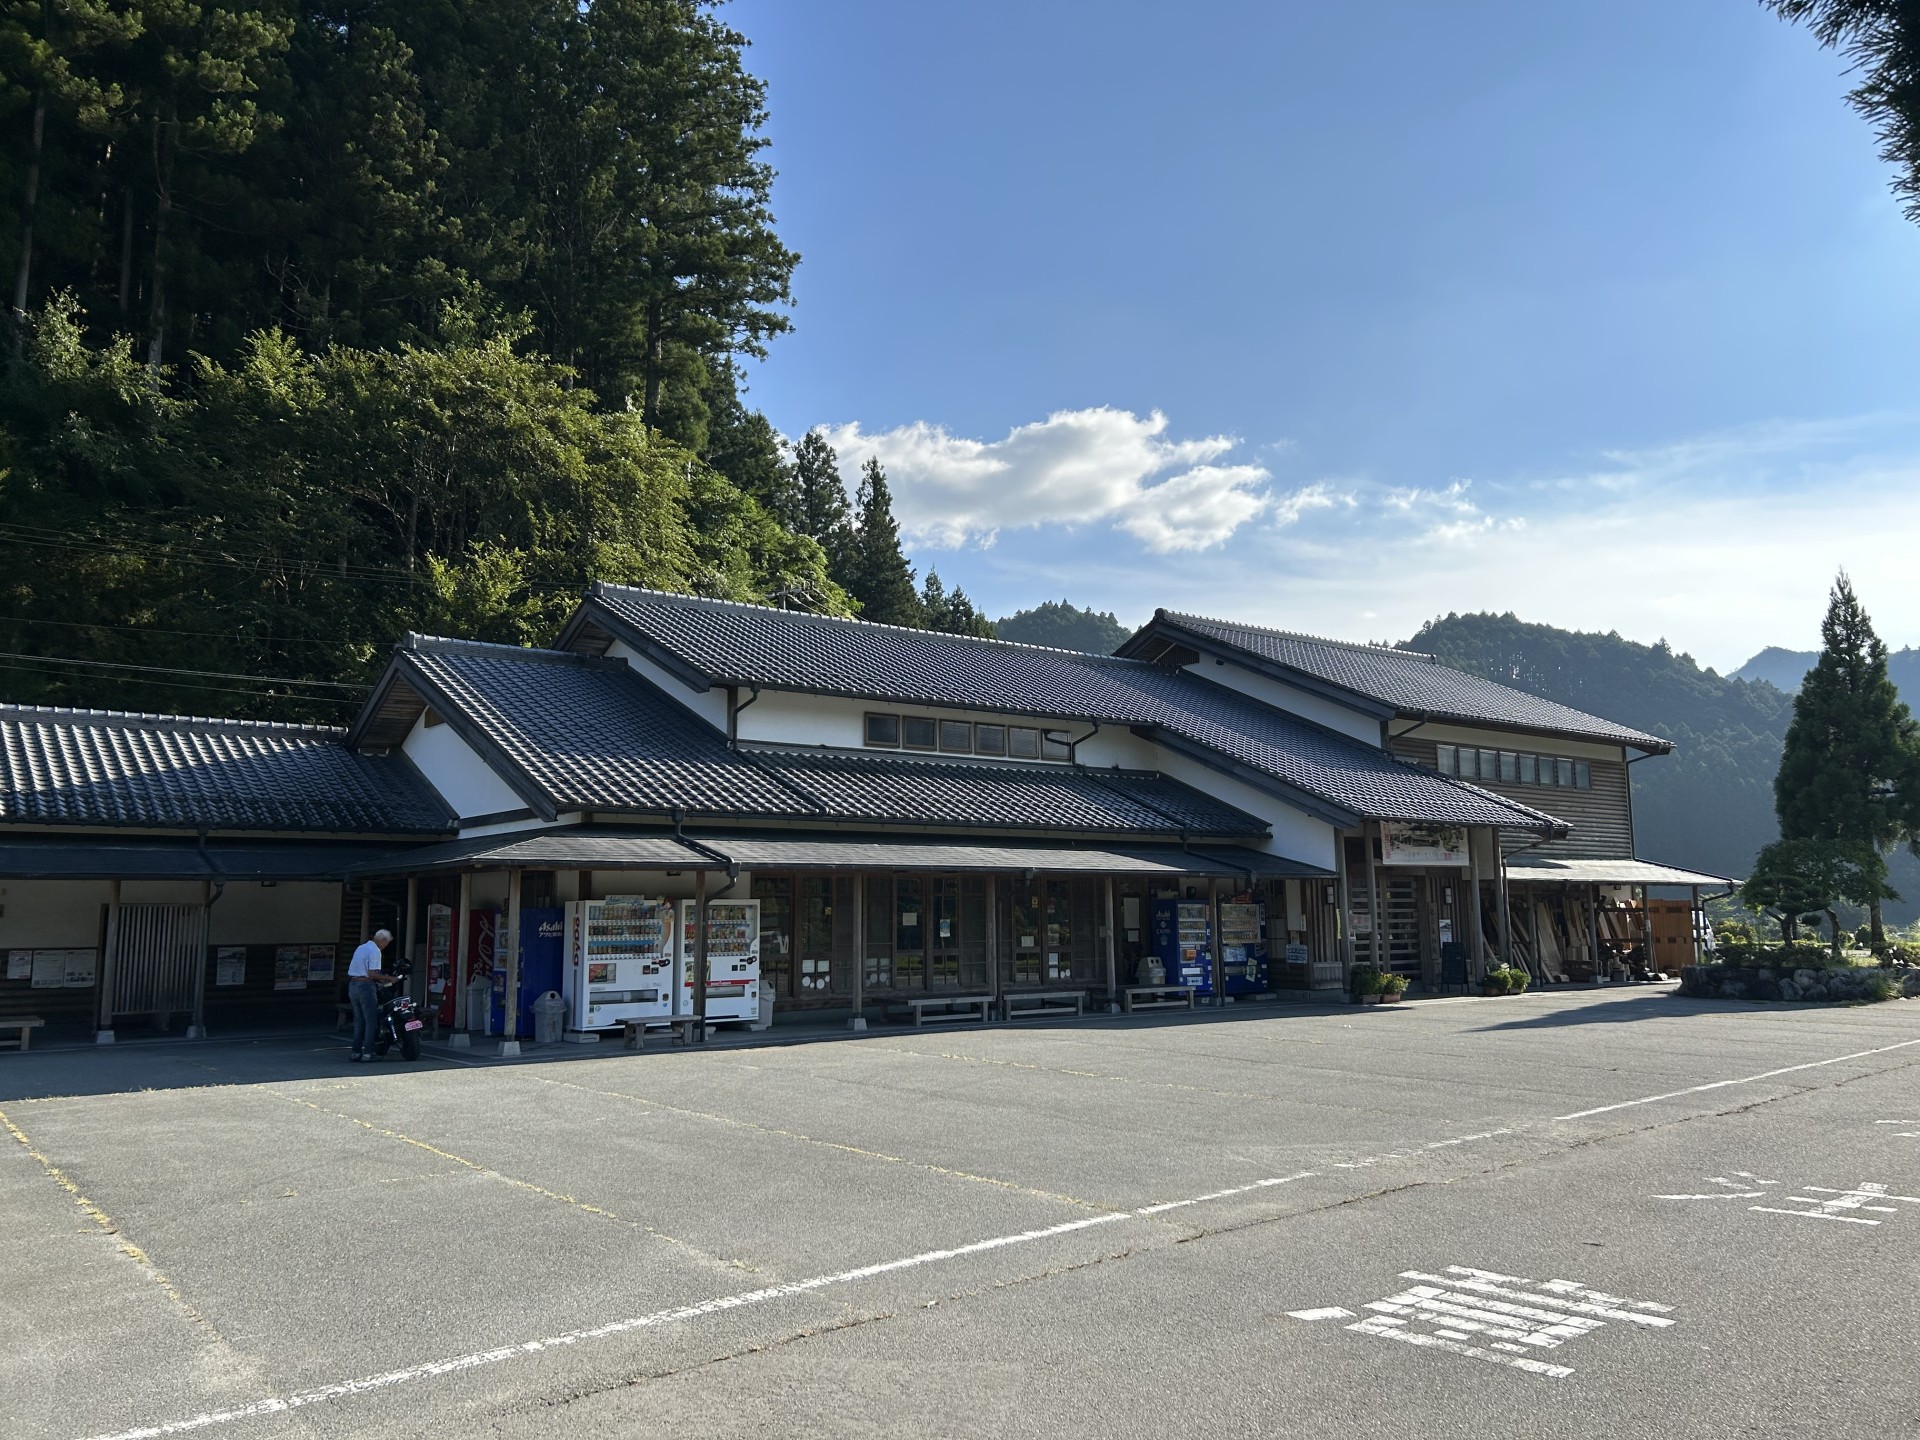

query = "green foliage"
[
  {"left": 1713, "top": 918, "right": 1762, "bottom": 949},
  {"left": 1375, "top": 971, "right": 1409, "bottom": 995},
  {"left": 995, "top": 599, "right": 1131, "bottom": 654},
  {"left": 1741, "top": 836, "right": 1892, "bottom": 948},
  {"left": 1349, "top": 964, "right": 1382, "bottom": 995},
  {"left": 1482, "top": 966, "right": 1529, "bottom": 995},
  {"left": 1766, "top": 2, "right": 1920, "bottom": 223},
  {"left": 0, "top": 296, "right": 844, "bottom": 719},
  {"left": 844, "top": 459, "right": 921, "bottom": 627},
  {"left": 919, "top": 571, "right": 995, "bottom": 640},
  {"left": 1501, "top": 967, "right": 1530, "bottom": 995}
]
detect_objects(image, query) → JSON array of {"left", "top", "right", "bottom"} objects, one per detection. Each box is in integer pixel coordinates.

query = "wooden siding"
[{"left": 1388, "top": 736, "right": 1634, "bottom": 860}]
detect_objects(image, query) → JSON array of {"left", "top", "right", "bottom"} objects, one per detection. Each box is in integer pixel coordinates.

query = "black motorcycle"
[{"left": 371, "top": 961, "right": 425, "bottom": 1062}]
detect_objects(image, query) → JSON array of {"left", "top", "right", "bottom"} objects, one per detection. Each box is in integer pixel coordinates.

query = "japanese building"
[{"left": 0, "top": 588, "right": 1728, "bottom": 1045}]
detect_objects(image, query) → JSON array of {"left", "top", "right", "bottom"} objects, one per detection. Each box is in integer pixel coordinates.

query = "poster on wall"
[
  {"left": 1378, "top": 821, "right": 1469, "bottom": 867},
  {"left": 306, "top": 944, "right": 335, "bottom": 982},
  {"left": 31, "top": 952, "right": 67, "bottom": 988},
  {"left": 426, "top": 904, "right": 452, "bottom": 996},
  {"left": 215, "top": 947, "right": 247, "bottom": 987},
  {"left": 6, "top": 950, "right": 29, "bottom": 981},
  {"left": 58, "top": 950, "right": 96, "bottom": 987},
  {"left": 273, "top": 945, "right": 308, "bottom": 991}
]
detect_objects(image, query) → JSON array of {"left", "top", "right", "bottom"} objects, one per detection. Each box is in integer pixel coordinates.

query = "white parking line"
[
  {"left": 75, "top": 1169, "right": 1332, "bottom": 1440},
  {"left": 1553, "top": 1038, "right": 1920, "bottom": 1121}
]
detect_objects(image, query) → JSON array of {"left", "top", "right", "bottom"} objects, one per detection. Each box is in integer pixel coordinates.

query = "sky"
[{"left": 723, "top": 0, "right": 1920, "bottom": 672}]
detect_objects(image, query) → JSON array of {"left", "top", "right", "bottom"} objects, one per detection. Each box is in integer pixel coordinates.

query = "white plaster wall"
[
  {"left": 0, "top": 879, "right": 339, "bottom": 950},
  {"left": 1183, "top": 660, "right": 1383, "bottom": 746},
  {"left": 740, "top": 690, "right": 1102, "bottom": 756},
  {"left": 603, "top": 639, "right": 730, "bottom": 730},
  {"left": 1389, "top": 721, "right": 1627, "bottom": 765},
  {"left": 403, "top": 712, "right": 526, "bottom": 818}
]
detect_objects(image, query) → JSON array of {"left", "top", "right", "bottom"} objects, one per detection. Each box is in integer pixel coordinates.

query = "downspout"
[
  {"left": 1624, "top": 748, "right": 1657, "bottom": 859},
  {"left": 1068, "top": 721, "right": 1102, "bottom": 764},
  {"left": 673, "top": 809, "right": 741, "bottom": 896},
  {"left": 729, "top": 683, "right": 762, "bottom": 750}
]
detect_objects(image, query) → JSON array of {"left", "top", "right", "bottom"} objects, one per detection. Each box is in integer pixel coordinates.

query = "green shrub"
[
  {"left": 1350, "top": 965, "right": 1383, "bottom": 996},
  {"left": 1505, "top": 967, "right": 1531, "bottom": 995},
  {"left": 1376, "top": 972, "right": 1410, "bottom": 996},
  {"left": 1481, "top": 969, "right": 1510, "bottom": 995},
  {"left": 1863, "top": 973, "right": 1898, "bottom": 1002}
]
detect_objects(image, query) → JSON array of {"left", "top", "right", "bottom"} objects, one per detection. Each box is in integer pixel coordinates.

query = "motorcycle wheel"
[
  {"left": 372, "top": 1036, "right": 390, "bottom": 1057},
  {"left": 400, "top": 1033, "right": 421, "bottom": 1062}
]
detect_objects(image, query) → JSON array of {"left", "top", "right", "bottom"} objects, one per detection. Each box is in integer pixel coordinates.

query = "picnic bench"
[
  {"left": 1121, "top": 984, "right": 1196, "bottom": 1013},
  {"left": 1001, "top": 991, "right": 1086, "bottom": 1021},
  {"left": 0, "top": 1016, "right": 46, "bottom": 1051},
  {"left": 894, "top": 994, "right": 994, "bottom": 1028},
  {"left": 621, "top": 1016, "right": 703, "bottom": 1050}
]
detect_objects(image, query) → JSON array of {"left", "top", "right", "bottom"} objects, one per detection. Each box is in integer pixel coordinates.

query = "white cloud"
[{"left": 816, "top": 407, "right": 1273, "bottom": 553}]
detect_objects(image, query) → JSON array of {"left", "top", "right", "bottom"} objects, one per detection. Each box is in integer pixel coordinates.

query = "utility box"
[
  {"left": 747, "top": 978, "right": 774, "bottom": 1032},
  {"left": 466, "top": 976, "right": 492, "bottom": 1033},
  {"left": 533, "top": 990, "right": 566, "bottom": 1045}
]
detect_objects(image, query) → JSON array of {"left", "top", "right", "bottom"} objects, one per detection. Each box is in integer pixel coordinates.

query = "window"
[
  {"left": 938, "top": 720, "right": 972, "bottom": 753},
  {"left": 751, "top": 877, "right": 793, "bottom": 995},
  {"left": 1518, "top": 753, "right": 1537, "bottom": 784},
  {"left": 1498, "top": 751, "right": 1518, "bottom": 783},
  {"left": 1574, "top": 760, "right": 1591, "bottom": 790},
  {"left": 865, "top": 712, "right": 900, "bottom": 747},
  {"left": 902, "top": 715, "right": 937, "bottom": 751},
  {"left": 1042, "top": 729, "right": 1071, "bottom": 761},
  {"left": 975, "top": 723, "right": 1007, "bottom": 757},
  {"left": 1454, "top": 747, "right": 1475, "bottom": 780},
  {"left": 1479, "top": 749, "right": 1499, "bottom": 781},
  {"left": 1008, "top": 726, "right": 1042, "bottom": 759},
  {"left": 1555, "top": 757, "right": 1575, "bottom": 787},
  {"left": 1435, "top": 744, "right": 1456, "bottom": 776}
]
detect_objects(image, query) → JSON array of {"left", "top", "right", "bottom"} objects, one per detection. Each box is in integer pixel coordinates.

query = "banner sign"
[{"left": 1379, "top": 821, "right": 1469, "bottom": 867}]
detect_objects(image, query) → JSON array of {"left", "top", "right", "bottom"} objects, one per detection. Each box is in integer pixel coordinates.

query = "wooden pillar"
[
  {"left": 1589, "top": 884, "right": 1602, "bottom": 978},
  {"left": 692, "top": 865, "right": 710, "bottom": 1042},
  {"left": 849, "top": 873, "right": 866, "bottom": 1030},
  {"left": 1464, "top": 833, "right": 1486, "bottom": 978},
  {"left": 1495, "top": 835, "right": 1512, "bottom": 969},
  {"left": 452, "top": 871, "right": 472, "bottom": 1030},
  {"left": 1364, "top": 821, "right": 1383, "bottom": 974},
  {"left": 1642, "top": 884, "right": 1655, "bottom": 975},
  {"left": 985, "top": 874, "right": 1000, "bottom": 1003},
  {"left": 96, "top": 878, "right": 122, "bottom": 1043},
  {"left": 1207, "top": 875, "right": 1225, "bottom": 1005},
  {"left": 358, "top": 881, "right": 371, "bottom": 943},
  {"left": 502, "top": 868, "right": 523, "bottom": 1047},
  {"left": 1690, "top": 885, "right": 1702, "bottom": 966},
  {"left": 403, "top": 874, "right": 421, "bottom": 1003},
  {"left": 1103, "top": 876, "right": 1118, "bottom": 1009},
  {"left": 187, "top": 879, "right": 211, "bottom": 1039},
  {"left": 1334, "top": 865, "right": 1354, "bottom": 994}
]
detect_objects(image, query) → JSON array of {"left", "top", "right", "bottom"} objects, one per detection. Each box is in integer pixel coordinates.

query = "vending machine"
[
  {"left": 1218, "top": 899, "right": 1270, "bottom": 995},
  {"left": 563, "top": 896, "right": 674, "bottom": 1031},
  {"left": 675, "top": 898, "right": 762, "bottom": 1023},
  {"left": 1150, "top": 898, "right": 1213, "bottom": 996}
]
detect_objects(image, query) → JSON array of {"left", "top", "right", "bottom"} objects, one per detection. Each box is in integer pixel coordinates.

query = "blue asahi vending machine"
[
  {"left": 1218, "top": 899, "right": 1269, "bottom": 995},
  {"left": 1150, "top": 898, "right": 1213, "bottom": 996}
]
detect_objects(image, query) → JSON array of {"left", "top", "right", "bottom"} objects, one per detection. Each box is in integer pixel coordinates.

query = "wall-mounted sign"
[{"left": 1379, "top": 821, "right": 1469, "bottom": 867}]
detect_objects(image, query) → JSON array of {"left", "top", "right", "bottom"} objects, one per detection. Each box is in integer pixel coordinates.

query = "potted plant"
[
  {"left": 1351, "top": 966, "right": 1382, "bottom": 1004},
  {"left": 1480, "top": 968, "right": 1510, "bottom": 997},
  {"left": 1504, "top": 967, "right": 1531, "bottom": 996},
  {"left": 1376, "top": 972, "right": 1409, "bottom": 1004}
]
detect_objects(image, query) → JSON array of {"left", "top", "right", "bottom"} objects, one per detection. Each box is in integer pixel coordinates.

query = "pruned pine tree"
[
  {"left": 1742, "top": 837, "right": 1890, "bottom": 954},
  {"left": 1774, "top": 575, "right": 1920, "bottom": 944},
  {"left": 921, "top": 571, "right": 995, "bottom": 639},
  {"left": 848, "top": 458, "right": 921, "bottom": 627}
]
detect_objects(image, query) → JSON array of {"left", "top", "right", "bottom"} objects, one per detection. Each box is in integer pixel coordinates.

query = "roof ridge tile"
[{"left": 0, "top": 703, "right": 345, "bottom": 738}]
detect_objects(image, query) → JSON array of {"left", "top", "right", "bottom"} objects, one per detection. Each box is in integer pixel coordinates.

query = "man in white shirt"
[{"left": 346, "top": 930, "right": 393, "bottom": 1062}]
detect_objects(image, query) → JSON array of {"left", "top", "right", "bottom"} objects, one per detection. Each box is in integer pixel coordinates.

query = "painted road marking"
[
  {"left": 1553, "top": 1037, "right": 1920, "bottom": 1121},
  {"left": 1874, "top": 1121, "right": 1920, "bottom": 1137},
  {"left": 1750, "top": 1182, "right": 1920, "bottom": 1226},
  {"left": 1290, "top": 1265, "right": 1675, "bottom": 1379},
  {"left": 71, "top": 1167, "right": 1329, "bottom": 1440}
]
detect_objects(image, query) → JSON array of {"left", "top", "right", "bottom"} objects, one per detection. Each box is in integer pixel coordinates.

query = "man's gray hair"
[{"left": 373, "top": 928, "right": 394, "bottom": 942}]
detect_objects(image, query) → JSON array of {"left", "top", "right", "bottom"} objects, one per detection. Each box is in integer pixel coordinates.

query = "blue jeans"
[{"left": 349, "top": 980, "right": 380, "bottom": 1055}]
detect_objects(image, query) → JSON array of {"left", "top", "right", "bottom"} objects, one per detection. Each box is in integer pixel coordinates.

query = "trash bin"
[
  {"left": 533, "top": 990, "right": 566, "bottom": 1045},
  {"left": 748, "top": 978, "right": 774, "bottom": 1032},
  {"left": 467, "top": 976, "right": 493, "bottom": 1034}
]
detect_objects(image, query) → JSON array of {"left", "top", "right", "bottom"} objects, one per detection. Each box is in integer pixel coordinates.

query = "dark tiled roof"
[
  {"left": 570, "top": 587, "right": 1563, "bottom": 831},
  {"left": 752, "top": 751, "right": 1263, "bottom": 836},
  {"left": 0, "top": 705, "right": 450, "bottom": 834},
  {"left": 1143, "top": 611, "right": 1670, "bottom": 751},
  {"left": 393, "top": 639, "right": 811, "bottom": 819}
]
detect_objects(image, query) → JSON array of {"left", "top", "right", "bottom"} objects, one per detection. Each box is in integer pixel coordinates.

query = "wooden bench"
[
  {"left": 1122, "top": 985, "right": 1196, "bottom": 1013},
  {"left": 0, "top": 1016, "right": 46, "bottom": 1052},
  {"left": 1002, "top": 991, "right": 1086, "bottom": 1021},
  {"left": 898, "top": 995, "right": 993, "bottom": 1028},
  {"left": 621, "top": 1016, "right": 703, "bottom": 1050}
]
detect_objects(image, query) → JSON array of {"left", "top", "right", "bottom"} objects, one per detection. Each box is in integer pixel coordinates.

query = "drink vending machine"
[
  {"left": 563, "top": 896, "right": 674, "bottom": 1031},
  {"left": 1218, "top": 899, "right": 1270, "bottom": 994},
  {"left": 675, "top": 898, "right": 762, "bottom": 1023},
  {"left": 1150, "top": 898, "right": 1213, "bottom": 996}
]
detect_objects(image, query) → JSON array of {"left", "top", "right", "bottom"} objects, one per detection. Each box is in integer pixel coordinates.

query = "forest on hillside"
[
  {"left": 1405, "top": 613, "right": 1920, "bottom": 923},
  {"left": 0, "top": 1, "right": 987, "bottom": 722}
]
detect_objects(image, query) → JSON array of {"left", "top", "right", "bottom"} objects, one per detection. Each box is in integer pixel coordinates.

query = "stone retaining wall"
[{"left": 1678, "top": 963, "right": 1920, "bottom": 1004}]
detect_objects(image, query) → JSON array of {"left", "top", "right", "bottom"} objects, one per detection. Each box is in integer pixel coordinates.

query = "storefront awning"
[
  {"left": 0, "top": 837, "right": 414, "bottom": 881},
  {"left": 344, "top": 828, "right": 1333, "bottom": 880},
  {"left": 1504, "top": 857, "right": 1736, "bottom": 888}
]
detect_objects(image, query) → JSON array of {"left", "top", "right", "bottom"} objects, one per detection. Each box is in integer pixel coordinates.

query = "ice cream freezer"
[
  {"left": 675, "top": 898, "right": 761, "bottom": 1023},
  {"left": 563, "top": 896, "right": 674, "bottom": 1031}
]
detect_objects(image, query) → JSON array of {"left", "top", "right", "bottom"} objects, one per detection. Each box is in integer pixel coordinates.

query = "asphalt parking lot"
[{"left": 5, "top": 985, "right": 1919, "bottom": 1440}]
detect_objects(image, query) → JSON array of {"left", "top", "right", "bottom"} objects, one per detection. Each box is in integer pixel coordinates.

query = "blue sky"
[{"left": 725, "top": 0, "right": 1920, "bottom": 671}]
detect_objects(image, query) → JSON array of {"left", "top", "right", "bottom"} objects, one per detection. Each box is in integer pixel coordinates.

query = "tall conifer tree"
[
  {"left": 790, "top": 431, "right": 853, "bottom": 581},
  {"left": 1774, "top": 574, "right": 1920, "bottom": 943},
  {"left": 848, "top": 458, "right": 921, "bottom": 626}
]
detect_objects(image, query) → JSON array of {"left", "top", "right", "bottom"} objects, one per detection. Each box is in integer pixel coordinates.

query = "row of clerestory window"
[
  {"left": 865, "top": 711, "right": 1072, "bottom": 761},
  {"left": 1436, "top": 743, "right": 1591, "bottom": 790}
]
